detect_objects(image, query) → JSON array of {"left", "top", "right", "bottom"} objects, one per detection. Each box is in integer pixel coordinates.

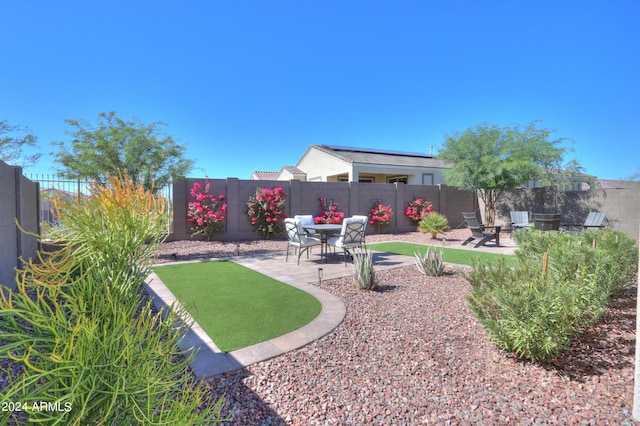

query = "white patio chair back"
[
  {"left": 327, "top": 217, "right": 366, "bottom": 264},
  {"left": 352, "top": 215, "right": 369, "bottom": 242},
  {"left": 284, "top": 218, "right": 321, "bottom": 264},
  {"left": 340, "top": 218, "right": 365, "bottom": 247},
  {"left": 294, "top": 215, "right": 315, "bottom": 227}
]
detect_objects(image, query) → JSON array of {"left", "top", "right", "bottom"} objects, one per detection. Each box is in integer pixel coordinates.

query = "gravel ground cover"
[
  {"left": 159, "top": 230, "right": 638, "bottom": 425},
  {"left": 2, "top": 230, "right": 636, "bottom": 424}
]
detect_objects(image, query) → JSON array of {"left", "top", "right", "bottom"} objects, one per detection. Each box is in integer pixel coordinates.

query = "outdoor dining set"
[
  {"left": 285, "top": 210, "right": 608, "bottom": 263},
  {"left": 284, "top": 215, "right": 368, "bottom": 265}
]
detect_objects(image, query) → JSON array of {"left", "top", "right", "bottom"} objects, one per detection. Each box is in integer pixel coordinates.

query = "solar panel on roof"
[{"left": 323, "top": 144, "right": 430, "bottom": 158}]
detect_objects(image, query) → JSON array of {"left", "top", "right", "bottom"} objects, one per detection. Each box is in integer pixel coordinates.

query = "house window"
[
  {"left": 422, "top": 173, "right": 434, "bottom": 185},
  {"left": 338, "top": 176, "right": 349, "bottom": 182},
  {"left": 359, "top": 177, "right": 374, "bottom": 183},
  {"left": 387, "top": 176, "right": 408, "bottom": 184}
]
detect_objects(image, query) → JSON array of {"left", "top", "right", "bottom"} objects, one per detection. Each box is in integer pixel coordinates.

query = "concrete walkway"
[{"left": 145, "top": 241, "right": 517, "bottom": 379}]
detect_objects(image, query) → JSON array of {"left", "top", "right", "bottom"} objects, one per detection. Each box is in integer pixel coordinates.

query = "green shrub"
[
  {"left": 414, "top": 246, "right": 445, "bottom": 277},
  {"left": 352, "top": 247, "right": 377, "bottom": 290},
  {"left": 1, "top": 174, "right": 227, "bottom": 425},
  {"left": 417, "top": 212, "right": 450, "bottom": 238},
  {"left": 468, "top": 229, "right": 637, "bottom": 362}
]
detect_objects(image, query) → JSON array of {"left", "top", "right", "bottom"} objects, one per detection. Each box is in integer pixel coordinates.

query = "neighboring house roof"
[
  {"left": 250, "top": 171, "right": 279, "bottom": 180},
  {"left": 305, "top": 144, "right": 449, "bottom": 168},
  {"left": 598, "top": 179, "right": 640, "bottom": 190},
  {"left": 280, "top": 166, "right": 305, "bottom": 175},
  {"left": 40, "top": 187, "right": 76, "bottom": 200}
]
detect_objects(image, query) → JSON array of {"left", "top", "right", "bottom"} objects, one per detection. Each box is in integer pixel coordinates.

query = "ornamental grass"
[
  {"left": 0, "top": 173, "right": 228, "bottom": 425},
  {"left": 466, "top": 229, "right": 637, "bottom": 362}
]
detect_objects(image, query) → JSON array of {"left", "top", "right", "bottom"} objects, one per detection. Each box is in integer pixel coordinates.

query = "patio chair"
[
  {"left": 561, "top": 211, "right": 607, "bottom": 233},
  {"left": 461, "top": 212, "right": 499, "bottom": 248},
  {"left": 352, "top": 215, "right": 369, "bottom": 244},
  {"left": 510, "top": 211, "right": 532, "bottom": 231},
  {"left": 294, "top": 214, "right": 319, "bottom": 237},
  {"left": 327, "top": 217, "right": 366, "bottom": 265},
  {"left": 285, "top": 218, "right": 322, "bottom": 265}
]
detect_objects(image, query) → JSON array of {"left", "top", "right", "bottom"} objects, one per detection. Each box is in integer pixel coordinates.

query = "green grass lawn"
[
  {"left": 153, "top": 260, "right": 322, "bottom": 353},
  {"left": 367, "top": 242, "right": 516, "bottom": 267}
]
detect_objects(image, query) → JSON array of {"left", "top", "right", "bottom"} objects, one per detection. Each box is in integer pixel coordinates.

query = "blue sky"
[{"left": 2, "top": 1, "right": 638, "bottom": 180}]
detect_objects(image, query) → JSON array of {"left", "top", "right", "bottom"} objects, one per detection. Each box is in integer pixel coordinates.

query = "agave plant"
[
  {"left": 414, "top": 246, "right": 445, "bottom": 277},
  {"left": 352, "top": 247, "right": 377, "bottom": 290}
]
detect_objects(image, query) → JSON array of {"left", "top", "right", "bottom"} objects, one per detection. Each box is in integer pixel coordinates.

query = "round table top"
[{"left": 303, "top": 223, "right": 342, "bottom": 231}]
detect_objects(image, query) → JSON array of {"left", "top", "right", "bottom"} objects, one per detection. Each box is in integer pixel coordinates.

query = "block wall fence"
[
  {"left": 171, "top": 178, "right": 640, "bottom": 242},
  {"left": 1, "top": 170, "right": 638, "bottom": 290},
  {"left": 169, "top": 178, "right": 479, "bottom": 241},
  {"left": 0, "top": 161, "right": 39, "bottom": 290}
]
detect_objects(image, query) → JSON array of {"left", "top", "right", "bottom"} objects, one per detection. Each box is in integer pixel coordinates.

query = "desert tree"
[
  {"left": 437, "top": 121, "right": 574, "bottom": 225},
  {"left": 0, "top": 119, "right": 41, "bottom": 167},
  {"left": 53, "top": 111, "right": 194, "bottom": 191}
]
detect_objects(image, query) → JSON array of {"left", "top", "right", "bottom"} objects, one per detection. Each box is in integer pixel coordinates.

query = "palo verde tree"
[
  {"left": 437, "top": 121, "right": 572, "bottom": 225},
  {"left": 53, "top": 111, "right": 194, "bottom": 191},
  {"left": 0, "top": 119, "right": 41, "bottom": 167}
]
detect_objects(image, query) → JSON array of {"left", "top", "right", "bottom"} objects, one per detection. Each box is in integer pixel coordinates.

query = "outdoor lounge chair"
[
  {"left": 327, "top": 217, "right": 366, "bottom": 265},
  {"left": 461, "top": 212, "right": 500, "bottom": 248},
  {"left": 510, "top": 211, "right": 532, "bottom": 231},
  {"left": 561, "top": 211, "right": 607, "bottom": 233},
  {"left": 285, "top": 218, "right": 322, "bottom": 265}
]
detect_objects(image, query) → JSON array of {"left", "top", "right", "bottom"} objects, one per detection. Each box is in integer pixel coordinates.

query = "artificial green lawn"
[
  {"left": 367, "top": 242, "right": 516, "bottom": 267},
  {"left": 153, "top": 260, "right": 322, "bottom": 352}
]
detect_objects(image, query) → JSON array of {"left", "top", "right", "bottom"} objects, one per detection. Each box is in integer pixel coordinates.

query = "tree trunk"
[{"left": 481, "top": 189, "right": 499, "bottom": 226}]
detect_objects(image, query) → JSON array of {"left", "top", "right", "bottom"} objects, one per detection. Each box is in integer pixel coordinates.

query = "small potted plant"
[{"left": 418, "top": 212, "right": 449, "bottom": 239}]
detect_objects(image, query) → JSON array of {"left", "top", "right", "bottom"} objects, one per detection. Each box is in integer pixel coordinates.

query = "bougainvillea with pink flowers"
[
  {"left": 187, "top": 179, "right": 227, "bottom": 240},
  {"left": 247, "top": 186, "right": 287, "bottom": 238},
  {"left": 405, "top": 198, "right": 434, "bottom": 224},
  {"left": 369, "top": 200, "right": 393, "bottom": 231},
  {"left": 313, "top": 197, "right": 345, "bottom": 224}
]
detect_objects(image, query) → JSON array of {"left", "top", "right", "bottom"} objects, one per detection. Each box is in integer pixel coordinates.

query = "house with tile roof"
[
  {"left": 252, "top": 144, "right": 449, "bottom": 184},
  {"left": 250, "top": 170, "right": 279, "bottom": 180}
]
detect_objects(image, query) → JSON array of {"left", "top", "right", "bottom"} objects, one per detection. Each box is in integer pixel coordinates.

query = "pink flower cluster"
[
  {"left": 187, "top": 179, "right": 228, "bottom": 240},
  {"left": 369, "top": 201, "right": 393, "bottom": 227},
  {"left": 405, "top": 198, "right": 434, "bottom": 224},
  {"left": 313, "top": 197, "right": 345, "bottom": 224},
  {"left": 247, "top": 186, "right": 287, "bottom": 237}
]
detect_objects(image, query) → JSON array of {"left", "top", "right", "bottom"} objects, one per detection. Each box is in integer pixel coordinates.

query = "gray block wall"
[
  {"left": 169, "top": 178, "right": 477, "bottom": 241},
  {"left": 0, "top": 161, "right": 39, "bottom": 290}
]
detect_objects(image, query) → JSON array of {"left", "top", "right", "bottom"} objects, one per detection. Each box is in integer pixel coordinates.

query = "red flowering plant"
[
  {"left": 187, "top": 179, "right": 228, "bottom": 241},
  {"left": 404, "top": 198, "right": 434, "bottom": 225},
  {"left": 369, "top": 200, "right": 393, "bottom": 231},
  {"left": 313, "top": 197, "right": 345, "bottom": 224},
  {"left": 247, "top": 186, "right": 287, "bottom": 238}
]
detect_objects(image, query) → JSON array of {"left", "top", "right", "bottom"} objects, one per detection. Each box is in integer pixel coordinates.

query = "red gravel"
[
  {"left": 3, "top": 231, "right": 634, "bottom": 424},
  {"left": 158, "top": 231, "right": 638, "bottom": 425}
]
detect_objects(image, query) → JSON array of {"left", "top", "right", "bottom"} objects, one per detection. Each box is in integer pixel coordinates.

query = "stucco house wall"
[{"left": 290, "top": 145, "right": 449, "bottom": 184}]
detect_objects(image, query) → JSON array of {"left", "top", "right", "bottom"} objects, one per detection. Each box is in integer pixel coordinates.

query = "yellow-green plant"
[
  {"left": 468, "top": 229, "right": 638, "bottom": 362},
  {"left": 417, "top": 212, "right": 450, "bottom": 238},
  {"left": 0, "top": 174, "right": 228, "bottom": 425}
]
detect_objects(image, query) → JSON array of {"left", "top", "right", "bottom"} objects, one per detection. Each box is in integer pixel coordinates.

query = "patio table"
[{"left": 303, "top": 224, "right": 342, "bottom": 263}]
